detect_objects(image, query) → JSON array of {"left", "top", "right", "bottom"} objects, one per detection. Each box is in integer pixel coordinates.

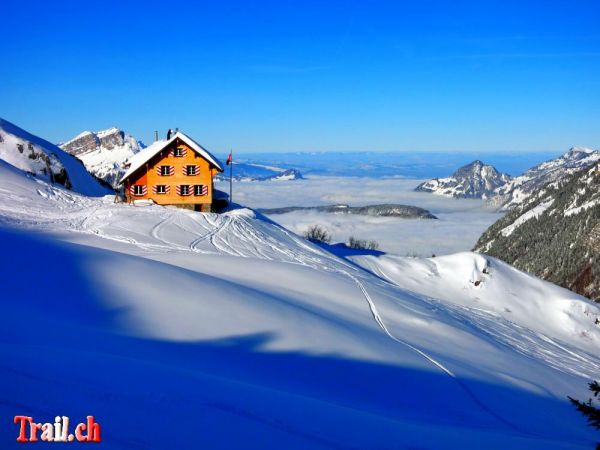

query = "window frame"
[
  {"left": 155, "top": 185, "right": 167, "bottom": 194},
  {"left": 159, "top": 165, "right": 172, "bottom": 176},
  {"left": 179, "top": 184, "right": 190, "bottom": 196},
  {"left": 133, "top": 185, "right": 145, "bottom": 196},
  {"left": 194, "top": 184, "right": 205, "bottom": 196},
  {"left": 173, "top": 147, "right": 185, "bottom": 157},
  {"left": 186, "top": 165, "right": 197, "bottom": 176}
]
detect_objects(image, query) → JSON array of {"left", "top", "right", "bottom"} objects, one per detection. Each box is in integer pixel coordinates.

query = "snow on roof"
[{"left": 119, "top": 132, "right": 224, "bottom": 184}]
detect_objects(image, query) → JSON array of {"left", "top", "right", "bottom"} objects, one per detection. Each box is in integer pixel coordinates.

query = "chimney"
[{"left": 154, "top": 130, "right": 158, "bottom": 142}]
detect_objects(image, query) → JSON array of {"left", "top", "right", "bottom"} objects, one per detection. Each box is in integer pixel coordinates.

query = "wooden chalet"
[{"left": 119, "top": 131, "right": 224, "bottom": 212}]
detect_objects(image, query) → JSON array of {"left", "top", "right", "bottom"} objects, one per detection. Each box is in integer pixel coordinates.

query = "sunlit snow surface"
[{"left": 1, "top": 161, "right": 599, "bottom": 449}]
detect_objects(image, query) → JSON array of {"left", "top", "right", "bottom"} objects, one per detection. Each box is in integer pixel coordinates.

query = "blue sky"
[{"left": 1, "top": 0, "right": 599, "bottom": 153}]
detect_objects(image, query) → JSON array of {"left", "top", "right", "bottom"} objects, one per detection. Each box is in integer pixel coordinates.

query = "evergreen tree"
[{"left": 569, "top": 381, "right": 600, "bottom": 449}]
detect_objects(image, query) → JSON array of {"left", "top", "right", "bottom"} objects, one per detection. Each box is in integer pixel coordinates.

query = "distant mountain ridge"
[
  {"left": 491, "top": 147, "right": 600, "bottom": 210},
  {"left": 216, "top": 162, "right": 303, "bottom": 181},
  {"left": 415, "top": 160, "right": 511, "bottom": 199},
  {"left": 474, "top": 162, "right": 600, "bottom": 301},
  {"left": 60, "top": 128, "right": 144, "bottom": 188},
  {"left": 416, "top": 147, "right": 600, "bottom": 209},
  {"left": 259, "top": 203, "right": 437, "bottom": 219}
]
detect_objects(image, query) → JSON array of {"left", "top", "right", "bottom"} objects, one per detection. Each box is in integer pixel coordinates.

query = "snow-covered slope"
[
  {"left": 493, "top": 147, "right": 600, "bottom": 210},
  {"left": 0, "top": 162, "right": 599, "bottom": 448},
  {"left": 0, "top": 118, "right": 112, "bottom": 196},
  {"left": 475, "top": 163, "right": 600, "bottom": 301},
  {"left": 415, "top": 160, "right": 511, "bottom": 199},
  {"left": 60, "top": 127, "right": 144, "bottom": 188},
  {"left": 353, "top": 252, "right": 599, "bottom": 355}
]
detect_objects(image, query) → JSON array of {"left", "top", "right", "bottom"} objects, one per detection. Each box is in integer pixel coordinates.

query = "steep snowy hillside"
[
  {"left": 474, "top": 163, "right": 600, "bottom": 301},
  {"left": 353, "top": 252, "right": 600, "bottom": 353},
  {"left": 60, "top": 127, "right": 144, "bottom": 188},
  {"left": 415, "top": 160, "right": 511, "bottom": 199},
  {"left": 493, "top": 147, "right": 600, "bottom": 210},
  {"left": 0, "top": 118, "right": 112, "bottom": 196},
  {"left": 0, "top": 162, "right": 599, "bottom": 448}
]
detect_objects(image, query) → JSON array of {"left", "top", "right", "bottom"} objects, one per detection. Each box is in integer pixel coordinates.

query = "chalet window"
[
  {"left": 194, "top": 184, "right": 207, "bottom": 196},
  {"left": 173, "top": 146, "right": 186, "bottom": 157},
  {"left": 178, "top": 185, "right": 190, "bottom": 196},
  {"left": 159, "top": 165, "right": 173, "bottom": 176},
  {"left": 186, "top": 165, "right": 197, "bottom": 176},
  {"left": 132, "top": 185, "right": 146, "bottom": 196},
  {"left": 155, "top": 185, "right": 167, "bottom": 194}
]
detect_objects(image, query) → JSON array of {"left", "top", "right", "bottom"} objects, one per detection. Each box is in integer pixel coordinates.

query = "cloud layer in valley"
[{"left": 222, "top": 176, "right": 503, "bottom": 256}]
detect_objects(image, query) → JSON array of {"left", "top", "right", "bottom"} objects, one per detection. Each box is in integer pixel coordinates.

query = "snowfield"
[{"left": 1, "top": 160, "right": 599, "bottom": 449}]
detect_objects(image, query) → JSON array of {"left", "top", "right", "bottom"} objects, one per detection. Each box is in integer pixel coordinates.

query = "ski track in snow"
[
  {"left": 364, "top": 255, "right": 600, "bottom": 380},
  {"left": 213, "top": 217, "right": 536, "bottom": 435}
]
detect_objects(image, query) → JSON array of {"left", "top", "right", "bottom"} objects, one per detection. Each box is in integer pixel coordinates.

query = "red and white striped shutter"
[
  {"left": 201, "top": 184, "right": 208, "bottom": 196},
  {"left": 171, "top": 146, "right": 187, "bottom": 157},
  {"left": 156, "top": 165, "right": 174, "bottom": 176},
  {"left": 176, "top": 185, "right": 191, "bottom": 196},
  {"left": 153, "top": 185, "right": 170, "bottom": 194},
  {"left": 131, "top": 185, "right": 147, "bottom": 196},
  {"left": 182, "top": 165, "right": 200, "bottom": 175},
  {"left": 165, "top": 185, "right": 170, "bottom": 194}
]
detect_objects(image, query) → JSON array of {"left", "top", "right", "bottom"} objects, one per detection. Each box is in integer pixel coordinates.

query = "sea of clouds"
[{"left": 219, "top": 176, "right": 504, "bottom": 256}]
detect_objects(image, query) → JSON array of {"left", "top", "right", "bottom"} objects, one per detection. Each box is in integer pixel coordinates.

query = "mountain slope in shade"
[
  {"left": 60, "top": 127, "right": 145, "bottom": 188},
  {"left": 492, "top": 147, "right": 600, "bottom": 210},
  {"left": 0, "top": 118, "right": 112, "bottom": 196},
  {"left": 474, "top": 163, "right": 600, "bottom": 301},
  {"left": 0, "top": 160, "right": 599, "bottom": 448},
  {"left": 415, "top": 160, "right": 511, "bottom": 199}
]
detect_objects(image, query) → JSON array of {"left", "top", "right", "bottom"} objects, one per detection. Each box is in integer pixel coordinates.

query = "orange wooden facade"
[{"left": 123, "top": 138, "right": 221, "bottom": 211}]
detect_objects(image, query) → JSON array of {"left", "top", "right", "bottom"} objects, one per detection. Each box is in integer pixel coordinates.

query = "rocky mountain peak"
[
  {"left": 96, "top": 127, "right": 126, "bottom": 150},
  {"left": 415, "top": 160, "right": 511, "bottom": 199},
  {"left": 59, "top": 128, "right": 144, "bottom": 188},
  {"left": 61, "top": 128, "right": 129, "bottom": 156}
]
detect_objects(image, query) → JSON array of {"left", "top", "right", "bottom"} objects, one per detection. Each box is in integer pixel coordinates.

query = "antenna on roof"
[{"left": 154, "top": 130, "right": 158, "bottom": 142}]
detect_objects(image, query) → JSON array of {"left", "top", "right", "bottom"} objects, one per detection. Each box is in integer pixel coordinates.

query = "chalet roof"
[{"left": 119, "top": 132, "right": 224, "bottom": 184}]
